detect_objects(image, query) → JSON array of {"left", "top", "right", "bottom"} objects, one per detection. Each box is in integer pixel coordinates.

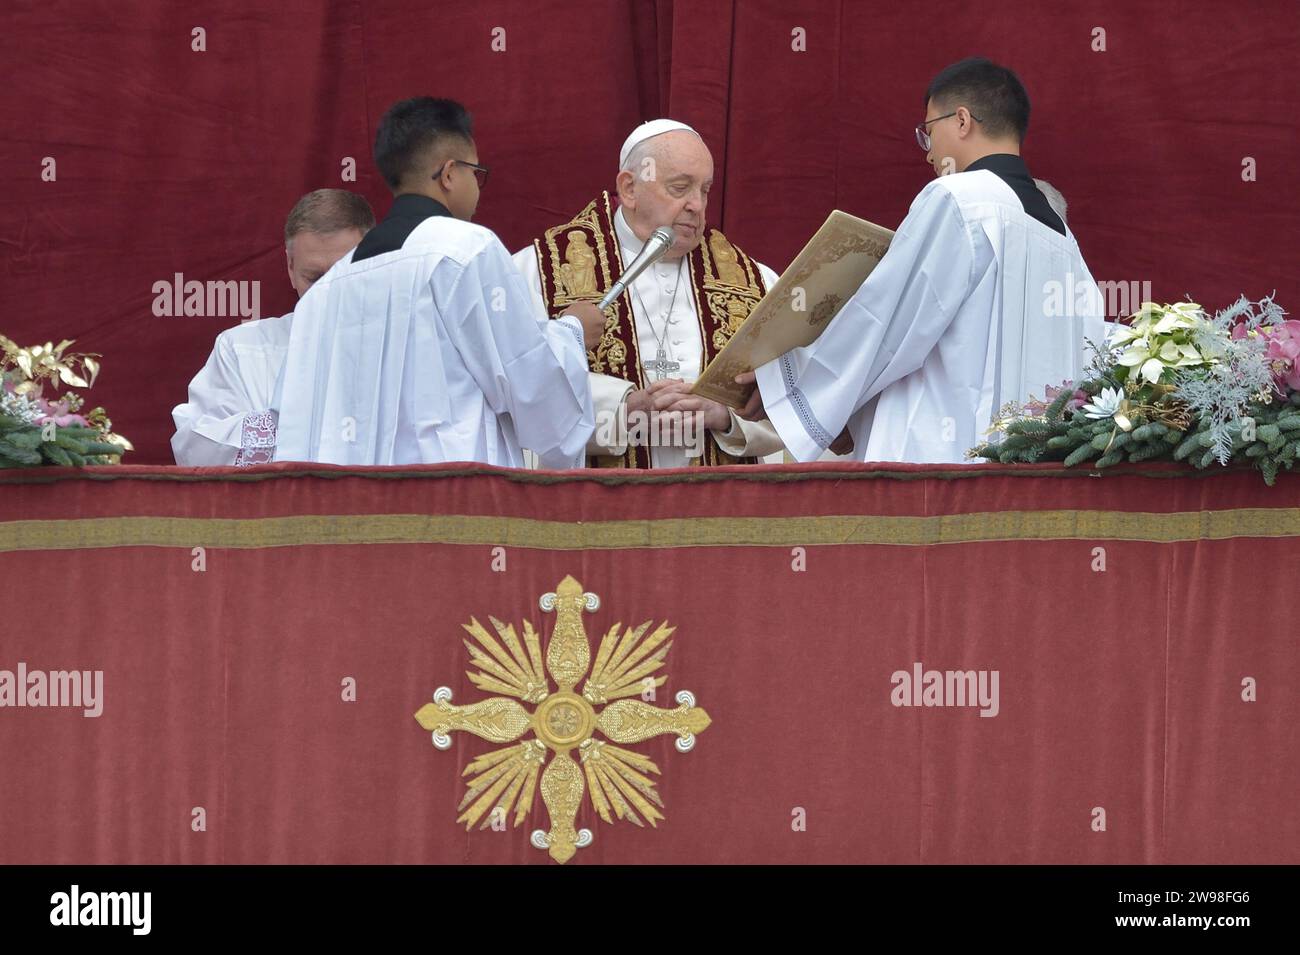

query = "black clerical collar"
[
  {"left": 352, "top": 193, "right": 454, "bottom": 262},
  {"left": 965, "top": 152, "right": 1031, "bottom": 179},
  {"left": 964, "top": 153, "right": 1067, "bottom": 236},
  {"left": 387, "top": 193, "right": 452, "bottom": 220}
]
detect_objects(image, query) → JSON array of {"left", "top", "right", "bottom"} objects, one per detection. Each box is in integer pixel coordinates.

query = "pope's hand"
[
  {"left": 621, "top": 386, "right": 671, "bottom": 447},
  {"left": 649, "top": 378, "right": 730, "bottom": 432},
  {"left": 619, "top": 381, "right": 703, "bottom": 446},
  {"left": 559, "top": 301, "right": 608, "bottom": 351},
  {"left": 733, "top": 371, "right": 766, "bottom": 421},
  {"left": 624, "top": 385, "right": 654, "bottom": 420}
]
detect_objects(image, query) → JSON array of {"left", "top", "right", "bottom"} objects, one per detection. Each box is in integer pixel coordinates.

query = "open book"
[{"left": 691, "top": 210, "right": 894, "bottom": 408}]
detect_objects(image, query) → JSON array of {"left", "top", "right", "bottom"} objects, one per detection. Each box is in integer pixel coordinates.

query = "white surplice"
[
  {"left": 171, "top": 314, "right": 291, "bottom": 466},
  {"left": 512, "top": 207, "right": 785, "bottom": 468},
  {"left": 272, "top": 217, "right": 594, "bottom": 468},
  {"left": 756, "top": 170, "right": 1106, "bottom": 463}
]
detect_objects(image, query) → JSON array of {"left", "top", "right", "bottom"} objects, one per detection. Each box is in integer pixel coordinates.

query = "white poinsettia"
[
  {"left": 1081, "top": 386, "right": 1124, "bottom": 420},
  {"left": 1108, "top": 301, "right": 1213, "bottom": 385}
]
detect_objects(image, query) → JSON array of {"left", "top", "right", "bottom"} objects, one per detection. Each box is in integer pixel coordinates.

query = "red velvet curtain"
[
  {"left": 2, "top": 0, "right": 1297, "bottom": 463},
  {"left": 0, "top": 461, "right": 1296, "bottom": 864}
]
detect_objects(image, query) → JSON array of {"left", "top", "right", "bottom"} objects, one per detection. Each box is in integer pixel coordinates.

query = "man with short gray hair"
[
  {"left": 171, "top": 188, "right": 374, "bottom": 466},
  {"left": 1033, "top": 179, "right": 1068, "bottom": 225},
  {"left": 284, "top": 189, "right": 377, "bottom": 295}
]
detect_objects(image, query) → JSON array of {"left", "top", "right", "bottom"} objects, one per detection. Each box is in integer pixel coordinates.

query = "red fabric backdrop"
[
  {"left": 0, "top": 461, "right": 1296, "bottom": 864},
  {"left": 2, "top": 0, "right": 1297, "bottom": 464}
]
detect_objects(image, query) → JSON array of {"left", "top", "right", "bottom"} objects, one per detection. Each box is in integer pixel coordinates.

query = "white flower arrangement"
[{"left": 1107, "top": 301, "right": 1213, "bottom": 385}]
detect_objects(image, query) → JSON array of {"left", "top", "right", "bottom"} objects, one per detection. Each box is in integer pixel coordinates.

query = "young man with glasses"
[
  {"left": 737, "top": 57, "right": 1104, "bottom": 464},
  {"left": 271, "top": 96, "right": 606, "bottom": 468}
]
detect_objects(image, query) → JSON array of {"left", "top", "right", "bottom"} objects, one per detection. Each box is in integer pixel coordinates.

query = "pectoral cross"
[{"left": 648, "top": 347, "right": 680, "bottom": 381}]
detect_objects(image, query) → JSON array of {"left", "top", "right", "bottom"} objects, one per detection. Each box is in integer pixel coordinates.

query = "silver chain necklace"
[{"left": 631, "top": 255, "right": 685, "bottom": 381}]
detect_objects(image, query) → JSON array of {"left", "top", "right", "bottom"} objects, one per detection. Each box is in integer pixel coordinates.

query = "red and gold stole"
[{"left": 529, "top": 192, "right": 769, "bottom": 469}]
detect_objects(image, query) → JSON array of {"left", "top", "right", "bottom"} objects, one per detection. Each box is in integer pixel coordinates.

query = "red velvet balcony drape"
[{"left": 0, "top": 461, "right": 1295, "bottom": 864}]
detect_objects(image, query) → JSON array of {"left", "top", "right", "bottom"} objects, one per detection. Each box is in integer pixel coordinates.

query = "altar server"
[
  {"left": 272, "top": 97, "right": 604, "bottom": 468},
  {"left": 738, "top": 57, "right": 1106, "bottom": 464}
]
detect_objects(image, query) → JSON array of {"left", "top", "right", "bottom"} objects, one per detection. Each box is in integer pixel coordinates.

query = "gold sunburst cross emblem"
[{"left": 414, "top": 575, "right": 712, "bottom": 863}]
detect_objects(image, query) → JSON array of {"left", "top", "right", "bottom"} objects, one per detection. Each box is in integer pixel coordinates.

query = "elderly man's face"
[
  {"left": 286, "top": 228, "right": 365, "bottom": 297},
  {"left": 618, "top": 131, "right": 713, "bottom": 260}
]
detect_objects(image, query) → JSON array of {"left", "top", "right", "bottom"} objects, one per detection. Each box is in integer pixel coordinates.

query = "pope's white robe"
[
  {"left": 756, "top": 170, "right": 1106, "bottom": 463},
  {"left": 171, "top": 314, "right": 291, "bottom": 466},
  {"left": 512, "top": 207, "right": 785, "bottom": 468},
  {"left": 273, "top": 217, "right": 594, "bottom": 469}
]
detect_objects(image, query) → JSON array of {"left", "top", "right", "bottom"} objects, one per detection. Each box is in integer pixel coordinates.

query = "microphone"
[{"left": 597, "top": 226, "right": 675, "bottom": 309}]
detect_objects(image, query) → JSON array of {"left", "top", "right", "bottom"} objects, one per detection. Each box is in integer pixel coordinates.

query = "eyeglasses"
[
  {"left": 446, "top": 159, "right": 490, "bottom": 188},
  {"left": 914, "top": 111, "right": 982, "bottom": 151}
]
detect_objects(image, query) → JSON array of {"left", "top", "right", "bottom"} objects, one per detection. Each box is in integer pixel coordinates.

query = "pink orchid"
[
  {"left": 34, "top": 396, "right": 89, "bottom": 429},
  {"left": 1260, "top": 321, "right": 1300, "bottom": 392},
  {"left": 1046, "top": 382, "right": 1090, "bottom": 413},
  {"left": 1023, "top": 382, "right": 1088, "bottom": 417}
]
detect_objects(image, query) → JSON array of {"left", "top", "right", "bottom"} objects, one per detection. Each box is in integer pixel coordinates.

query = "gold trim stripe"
[
  {"left": 1, "top": 508, "right": 1298, "bottom": 553},
  {"left": 0, "top": 461, "right": 1267, "bottom": 487}
]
